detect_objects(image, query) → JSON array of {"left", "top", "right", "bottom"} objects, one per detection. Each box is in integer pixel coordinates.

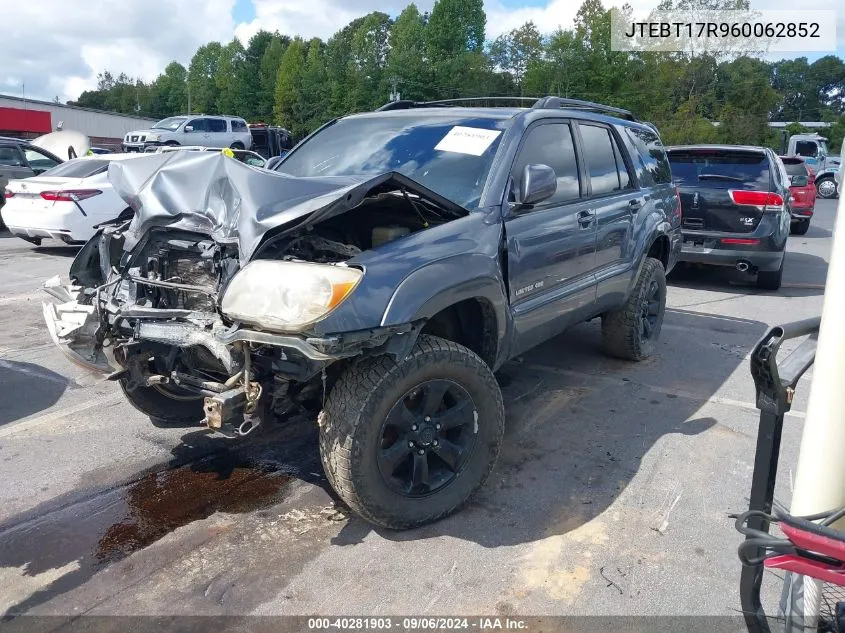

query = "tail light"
[
  {"left": 40, "top": 189, "right": 102, "bottom": 202},
  {"left": 3, "top": 189, "right": 13, "bottom": 199},
  {"left": 721, "top": 238, "right": 760, "bottom": 245},
  {"left": 729, "top": 190, "right": 783, "bottom": 211}
]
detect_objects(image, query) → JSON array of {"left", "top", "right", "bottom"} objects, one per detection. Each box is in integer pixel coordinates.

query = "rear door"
[
  {"left": 667, "top": 148, "right": 773, "bottom": 234},
  {"left": 207, "top": 118, "right": 229, "bottom": 147}
]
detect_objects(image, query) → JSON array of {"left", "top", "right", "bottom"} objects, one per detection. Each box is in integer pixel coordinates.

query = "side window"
[
  {"left": 231, "top": 119, "right": 247, "bottom": 132},
  {"left": 624, "top": 127, "right": 672, "bottom": 185},
  {"left": 23, "top": 147, "right": 59, "bottom": 171},
  {"left": 794, "top": 141, "right": 817, "bottom": 158},
  {"left": 578, "top": 123, "right": 621, "bottom": 196},
  {"left": 0, "top": 145, "right": 23, "bottom": 167},
  {"left": 208, "top": 118, "right": 227, "bottom": 133},
  {"left": 187, "top": 118, "right": 207, "bottom": 132},
  {"left": 510, "top": 122, "right": 581, "bottom": 206}
]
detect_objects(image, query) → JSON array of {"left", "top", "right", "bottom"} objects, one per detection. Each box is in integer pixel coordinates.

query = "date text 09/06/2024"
[{"left": 307, "top": 617, "right": 529, "bottom": 630}]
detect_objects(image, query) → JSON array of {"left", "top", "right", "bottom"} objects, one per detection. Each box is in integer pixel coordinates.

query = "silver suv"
[{"left": 122, "top": 115, "right": 252, "bottom": 152}]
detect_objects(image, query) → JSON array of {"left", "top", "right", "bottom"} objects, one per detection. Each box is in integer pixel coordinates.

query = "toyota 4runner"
[{"left": 43, "top": 97, "right": 681, "bottom": 529}]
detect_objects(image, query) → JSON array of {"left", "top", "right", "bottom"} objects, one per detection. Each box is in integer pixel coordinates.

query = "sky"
[{"left": 3, "top": 0, "right": 843, "bottom": 104}]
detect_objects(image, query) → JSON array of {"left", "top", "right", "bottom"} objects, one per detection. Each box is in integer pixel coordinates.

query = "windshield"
[
  {"left": 819, "top": 140, "right": 830, "bottom": 156},
  {"left": 152, "top": 117, "right": 187, "bottom": 131},
  {"left": 276, "top": 114, "right": 510, "bottom": 208},
  {"left": 39, "top": 159, "right": 109, "bottom": 179}
]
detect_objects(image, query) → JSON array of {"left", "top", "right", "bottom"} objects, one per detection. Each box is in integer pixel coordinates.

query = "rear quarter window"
[
  {"left": 40, "top": 159, "right": 108, "bottom": 178},
  {"left": 667, "top": 150, "right": 771, "bottom": 189},
  {"left": 232, "top": 120, "right": 247, "bottom": 132},
  {"left": 623, "top": 127, "right": 672, "bottom": 185}
]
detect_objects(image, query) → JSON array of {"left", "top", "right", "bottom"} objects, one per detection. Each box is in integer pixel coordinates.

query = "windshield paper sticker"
[{"left": 435, "top": 126, "right": 501, "bottom": 156}]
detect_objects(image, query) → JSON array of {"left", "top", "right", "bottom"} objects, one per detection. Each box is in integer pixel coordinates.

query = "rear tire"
[
  {"left": 230, "top": 142, "right": 245, "bottom": 150},
  {"left": 119, "top": 378, "right": 204, "bottom": 428},
  {"left": 601, "top": 257, "right": 667, "bottom": 361},
  {"left": 790, "top": 219, "right": 810, "bottom": 235},
  {"left": 319, "top": 335, "right": 505, "bottom": 530},
  {"left": 756, "top": 255, "right": 784, "bottom": 291}
]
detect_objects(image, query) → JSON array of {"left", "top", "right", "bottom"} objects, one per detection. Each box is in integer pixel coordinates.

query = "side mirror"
[
  {"left": 791, "top": 175, "right": 808, "bottom": 187},
  {"left": 265, "top": 155, "right": 284, "bottom": 170},
  {"left": 519, "top": 163, "right": 557, "bottom": 206},
  {"left": 184, "top": 125, "right": 194, "bottom": 132}
]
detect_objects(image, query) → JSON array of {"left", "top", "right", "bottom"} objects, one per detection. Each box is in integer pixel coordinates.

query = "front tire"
[
  {"left": 319, "top": 335, "right": 505, "bottom": 530},
  {"left": 601, "top": 257, "right": 667, "bottom": 361},
  {"left": 816, "top": 176, "right": 838, "bottom": 199},
  {"left": 119, "top": 378, "right": 204, "bottom": 428}
]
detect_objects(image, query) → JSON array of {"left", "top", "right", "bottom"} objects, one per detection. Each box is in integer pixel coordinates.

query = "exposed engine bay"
[{"left": 43, "top": 152, "right": 465, "bottom": 438}]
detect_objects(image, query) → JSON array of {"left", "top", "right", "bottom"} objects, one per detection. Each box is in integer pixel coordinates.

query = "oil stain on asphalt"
[{"left": 0, "top": 452, "right": 293, "bottom": 616}]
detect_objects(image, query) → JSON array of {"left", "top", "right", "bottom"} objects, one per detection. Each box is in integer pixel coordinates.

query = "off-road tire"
[
  {"left": 319, "top": 335, "right": 505, "bottom": 530},
  {"left": 119, "top": 378, "right": 204, "bottom": 428},
  {"left": 601, "top": 257, "right": 667, "bottom": 361},
  {"left": 756, "top": 255, "right": 784, "bottom": 291},
  {"left": 790, "top": 219, "right": 810, "bottom": 235}
]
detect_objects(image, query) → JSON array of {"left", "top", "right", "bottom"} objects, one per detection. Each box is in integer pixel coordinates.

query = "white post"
[{"left": 789, "top": 191, "right": 845, "bottom": 622}]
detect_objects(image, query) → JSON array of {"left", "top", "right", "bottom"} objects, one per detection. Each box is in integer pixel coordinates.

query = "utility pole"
[
  {"left": 389, "top": 77, "right": 400, "bottom": 102},
  {"left": 187, "top": 84, "right": 191, "bottom": 114}
]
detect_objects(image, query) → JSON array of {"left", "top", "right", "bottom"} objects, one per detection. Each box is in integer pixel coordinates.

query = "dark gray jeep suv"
[{"left": 44, "top": 97, "right": 681, "bottom": 529}]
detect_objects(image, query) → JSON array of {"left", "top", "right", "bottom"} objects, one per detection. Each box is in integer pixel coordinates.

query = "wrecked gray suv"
[{"left": 43, "top": 98, "right": 681, "bottom": 529}]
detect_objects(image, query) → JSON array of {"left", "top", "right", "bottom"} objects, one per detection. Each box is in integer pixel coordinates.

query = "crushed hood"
[{"left": 109, "top": 151, "right": 465, "bottom": 264}]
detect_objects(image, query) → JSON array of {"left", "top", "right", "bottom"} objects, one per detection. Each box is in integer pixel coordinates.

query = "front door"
[{"left": 505, "top": 120, "right": 597, "bottom": 356}]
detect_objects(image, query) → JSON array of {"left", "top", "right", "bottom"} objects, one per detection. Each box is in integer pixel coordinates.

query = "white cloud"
[
  {"left": 2, "top": 0, "right": 237, "bottom": 102},
  {"left": 234, "top": 0, "right": 434, "bottom": 44},
  {"left": 4, "top": 0, "right": 842, "bottom": 104}
]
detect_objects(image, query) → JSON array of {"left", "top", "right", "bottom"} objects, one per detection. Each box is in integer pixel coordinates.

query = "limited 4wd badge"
[{"left": 515, "top": 280, "right": 544, "bottom": 297}]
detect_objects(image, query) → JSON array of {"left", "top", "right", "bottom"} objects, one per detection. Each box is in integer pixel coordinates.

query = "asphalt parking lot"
[{"left": 0, "top": 200, "right": 835, "bottom": 620}]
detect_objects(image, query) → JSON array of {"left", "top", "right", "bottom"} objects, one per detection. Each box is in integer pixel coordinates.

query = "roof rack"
[
  {"left": 531, "top": 97, "right": 635, "bottom": 121},
  {"left": 377, "top": 97, "right": 538, "bottom": 111},
  {"left": 376, "top": 96, "right": 637, "bottom": 121}
]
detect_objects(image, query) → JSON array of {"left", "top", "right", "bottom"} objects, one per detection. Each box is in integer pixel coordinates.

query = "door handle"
[
  {"left": 577, "top": 210, "right": 594, "bottom": 227},
  {"left": 628, "top": 199, "right": 642, "bottom": 212}
]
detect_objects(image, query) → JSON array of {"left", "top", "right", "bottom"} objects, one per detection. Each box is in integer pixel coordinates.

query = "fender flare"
[{"left": 380, "top": 255, "right": 511, "bottom": 364}]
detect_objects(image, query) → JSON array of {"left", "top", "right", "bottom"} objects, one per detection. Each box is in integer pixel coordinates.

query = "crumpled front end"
[{"left": 41, "top": 152, "right": 467, "bottom": 436}]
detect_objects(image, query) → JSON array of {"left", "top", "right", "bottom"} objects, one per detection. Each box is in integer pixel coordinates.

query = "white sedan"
[{"left": 1, "top": 154, "right": 141, "bottom": 246}]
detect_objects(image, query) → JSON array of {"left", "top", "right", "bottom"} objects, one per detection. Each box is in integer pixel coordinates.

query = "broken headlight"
[{"left": 220, "top": 260, "right": 362, "bottom": 332}]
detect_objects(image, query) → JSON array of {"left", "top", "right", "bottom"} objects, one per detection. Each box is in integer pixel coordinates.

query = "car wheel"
[
  {"left": 816, "top": 177, "right": 838, "bottom": 199},
  {"left": 790, "top": 219, "right": 810, "bottom": 236},
  {"left": 164, "top": 141, "right": 180, "bottom": 147},
  {"left": 601, "top": 257, "right": 667, "bottom": 361},
  {"left": 756, "top": 255, "right": 784, "bottom": 291},
  {"left": 319, "top": 335, "right": 505, "bottom": 530},
  {"left": 119, "top": 378, "right": 204, "bottom": 427},
  {"left": 230, "top": 142, "right": 245, "bottom": 150}
]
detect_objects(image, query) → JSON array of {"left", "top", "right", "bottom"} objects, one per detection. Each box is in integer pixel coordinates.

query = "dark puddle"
[{"left": 0, "top": 452, "right": 292, "bottom": 616}]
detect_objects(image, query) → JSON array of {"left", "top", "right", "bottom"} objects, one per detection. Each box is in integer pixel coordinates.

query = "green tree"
[
  {"left": 490, "top": 21, "right": 543, "bottom": 94},
  {"left": 273, "top": 38, "right": 307, "bottom": 133},
  {"left": 325, "top": 18, "right": 366, "bottom": 116},
  {"left": 216, "top": 39, "right": 247, "bottom": 114},
  {"left": 351, "top": 12, "right": 392, "bottom": 109},
  {"left": 386, "top": 4, "right": 430, "bottom": 101},
  {"left": 425, "top": 0, "right": 486, "bottom": 94},
  {"left": 301, "top": 38, "right": 331, "bottom": 133},
  {"left": 188, "top": 42, "right": 223, "bottom": 113},
  {"left": 258, "top": 35, "right": 290, "bottom": 122}
]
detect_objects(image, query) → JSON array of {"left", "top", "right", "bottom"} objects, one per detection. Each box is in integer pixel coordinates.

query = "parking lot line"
[
  {"left": 0, "top": 393, "right": 126, "bottom": 439},
  {"left": 522, "top": 362, "right": 805, "bottom": 419}
]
